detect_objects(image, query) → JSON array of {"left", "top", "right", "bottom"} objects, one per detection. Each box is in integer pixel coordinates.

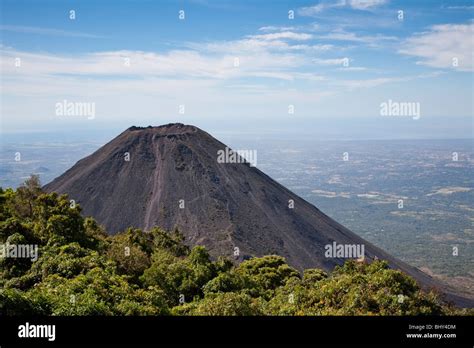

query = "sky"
[{"left": 0, "top": 0, "right": 473, "bottom": 139}]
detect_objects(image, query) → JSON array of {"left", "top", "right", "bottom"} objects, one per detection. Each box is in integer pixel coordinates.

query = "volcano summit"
[{"left": 44, "top": 123, "right": 472, "bottom": 306}]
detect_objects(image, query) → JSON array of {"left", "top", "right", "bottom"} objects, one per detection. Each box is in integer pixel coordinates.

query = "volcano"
[{"left": 44, "top": 123, "right": 472, "bottom": 307}]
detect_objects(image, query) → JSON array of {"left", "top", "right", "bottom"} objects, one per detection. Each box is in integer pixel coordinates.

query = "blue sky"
[{"left": 0, "top": 0, "right": 473, "bottom": 138}]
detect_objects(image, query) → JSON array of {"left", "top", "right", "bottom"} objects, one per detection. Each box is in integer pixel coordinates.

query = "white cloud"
[
  {"left": 258, "top": 26, "right": 296, "bottom": 32},
  {"left": 184, "top": 29, "right": 332, "bottom": 59},
  {"left": 335, "top": 71, "right": 444, "bottom": 89},
  {"left": 314, "top": 29, "right": 398, "bottom": 46},
  {"left": 288, "top": 44, "right": 334, "bottom": 51},
  {"left": 298, "top": 0, "right": 388, "bottom": 16},
  {"left": 298, "top": 0, "right": 346, "bottom": 15},
  {"left": 313, "top": 57, "right": 350, "bottom": 65},
  {"left": 335, "top": 76, "right": 401, "bottom": 89},
  {"left": 398, "top": 23, "right": 474, "bottom": 72},
  {"left": 248, "top": 32, "right": 313, "bottom": 41},
  {"left": 2, "top": 18, "right": 465, "bottom": 130},
  {"left": 348, "top": 0, "right": 388, "bottom": 10},
  {"left": 337, "top": 66, "right": 367, "bottom": 71},
  {"left": 444, "top": 5, "right": 474, "bottom": 10},
  {"left": 312, "top": 58, "right": 368, "bottom": 71},
  {"left": 0, "top": 25, "right": 105, "bottom": 38},
  {"left": 0, "top": 46, "right": 315, "bottom": 81}
]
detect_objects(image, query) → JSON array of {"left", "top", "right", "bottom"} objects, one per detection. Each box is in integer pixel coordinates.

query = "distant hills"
[{"left": 44, "top": 123, "right": 473, "bottom": 307}]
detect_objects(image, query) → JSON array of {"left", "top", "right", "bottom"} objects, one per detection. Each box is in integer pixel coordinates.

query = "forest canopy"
[{"left": 0, "top": 176, "right": 468, "bottom": 316}]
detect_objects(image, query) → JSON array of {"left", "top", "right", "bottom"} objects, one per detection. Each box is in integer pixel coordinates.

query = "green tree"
[
  {"left": 267, "top": 260, "right": 444, "bottom": 316},
  {"left": 26, "top": 267, "right": 169, "bottom": 315},
  {"left": 235, "top": 255, "right": 300, "bottom": 299},
  {"left": 141, "top": 246, "right": 216, "bottom": 306},
  {"left": 107, "top": 229, "right": 151, "bottom": 282},
  {"left": 171, "top": 292, "right": 265, "bottom": 316},
  {"left": 7, "top": 175, "right": 42, "bottom": 219},
  {"left": 0, "top": 177, "right": 461, "bottom": 317}
]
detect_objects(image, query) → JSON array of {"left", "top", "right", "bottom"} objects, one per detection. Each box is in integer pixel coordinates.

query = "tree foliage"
[{"left": 0, "top": 177, "right": 469, "bottom": 316}]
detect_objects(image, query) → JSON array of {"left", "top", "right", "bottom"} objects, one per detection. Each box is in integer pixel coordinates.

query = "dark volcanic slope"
[{"left": 44, "top": 123, "right": 472, "bottom": 307}]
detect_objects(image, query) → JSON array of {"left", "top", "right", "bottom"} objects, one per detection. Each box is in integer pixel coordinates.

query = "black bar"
[{"left": 0, "top": 316, "right": 472, "bottom": 346}]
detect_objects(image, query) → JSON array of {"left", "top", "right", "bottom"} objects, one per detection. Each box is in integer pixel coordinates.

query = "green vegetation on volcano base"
[{"left": 0, "top": 177, "right": 470, "bottom": 316}]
